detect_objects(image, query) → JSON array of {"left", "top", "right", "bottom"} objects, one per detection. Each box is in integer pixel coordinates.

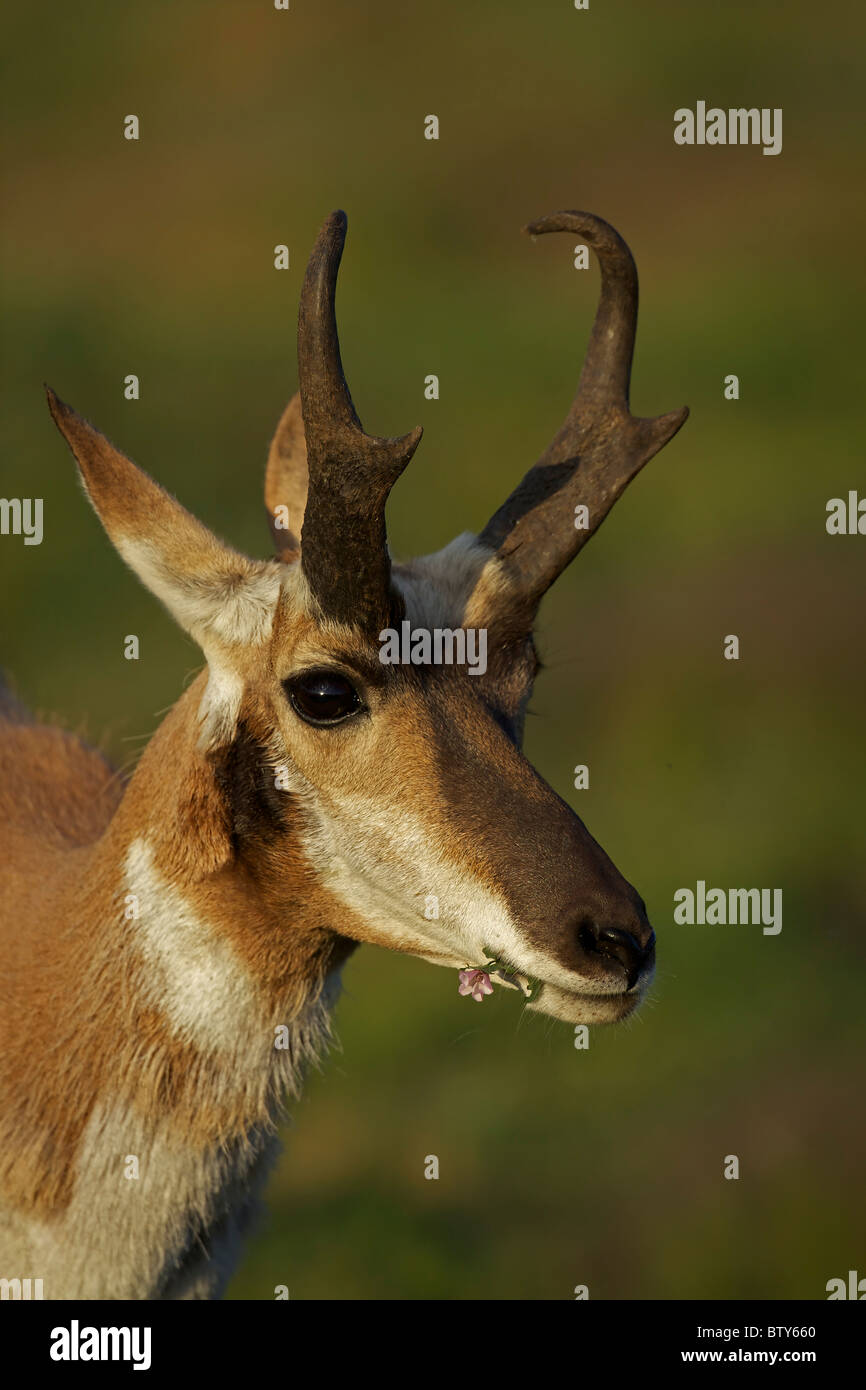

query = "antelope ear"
[
  {"left": 47, "top": 388, "right": 280, "bottom": 657},
  {"left": 264, "top": 392, "right": 308, "bottom": 561}
]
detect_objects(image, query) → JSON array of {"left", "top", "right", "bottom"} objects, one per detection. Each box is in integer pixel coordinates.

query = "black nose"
[{"left": 577, "top": 922, "right": 655, "bottom": 990}]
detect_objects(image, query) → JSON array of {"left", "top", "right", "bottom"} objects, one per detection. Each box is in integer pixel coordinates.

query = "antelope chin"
[
  {"left": 470, "top": 959, "right": 653, "bottom": 1024},
  {"left": 428, "top": 953, "right": 652, "bottom": 1026},
  {"left": 526, "top": 980, "right": 650, "bottom": 1024}
]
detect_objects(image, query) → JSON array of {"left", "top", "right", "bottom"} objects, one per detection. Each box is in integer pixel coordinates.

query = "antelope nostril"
[
  {"left": 578, "top": 921, "right": 654, "bottom": 990},
  {"left": 577, "top": 920, "right": 599, "bottom": 956}
]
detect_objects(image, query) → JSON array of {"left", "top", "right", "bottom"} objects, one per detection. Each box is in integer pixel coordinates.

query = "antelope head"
[{"left": 48, "top": 209, "right": 687, "bottom": 1027}]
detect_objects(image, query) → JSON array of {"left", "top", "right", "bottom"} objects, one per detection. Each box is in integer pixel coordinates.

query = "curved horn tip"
[
  {"left": 308, "top": 210, "right": 349, "bottom": 264},
  {"left": 316, "top": 208, "right": 347, "bottom": 247},
  {"left": 523, "top": 210, "right": 618, "bottom": 243}
]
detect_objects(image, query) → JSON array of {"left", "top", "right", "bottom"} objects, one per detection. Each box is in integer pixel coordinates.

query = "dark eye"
[{"left": 285, "top": 670, "right": 363, "bottom": 727}]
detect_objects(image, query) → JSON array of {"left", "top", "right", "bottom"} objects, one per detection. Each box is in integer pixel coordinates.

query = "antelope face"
[
  {"left": 253, "top": 210, "right": 682, "bottom": 1023},
  {"left": 258, "top": 536, "right": 656, "bottom": 1024},
  {"left": 48, "top": 209, "right": 685, "bottom": 1028}
]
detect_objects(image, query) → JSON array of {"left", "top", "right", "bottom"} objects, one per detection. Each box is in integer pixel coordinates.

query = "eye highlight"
[{"left": 284, "top": 670, "right": 364, "bottom": 727}]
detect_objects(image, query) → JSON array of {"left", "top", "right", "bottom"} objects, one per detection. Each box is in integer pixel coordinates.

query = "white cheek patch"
[
  {"left": 285, "top": 792, "right": 503, "bottom": 965},
  {"left": 287, "top": 793, "right": 629, "bottom": 999},
  {"left": 124, "top": 839, "right": 268, "bottom": 1059}
]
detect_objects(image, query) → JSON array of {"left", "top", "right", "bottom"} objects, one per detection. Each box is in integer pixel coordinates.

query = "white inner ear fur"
[
  {"left": 116, "top": 537, "right": 281, "bottom": 647},
  {"left": 113, "top": 538, "right": 285, "bottom": 751}
]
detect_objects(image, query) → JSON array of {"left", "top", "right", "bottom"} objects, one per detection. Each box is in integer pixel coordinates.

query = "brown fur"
[
  {"left": 1, "top": 215, "right": 675, "bottom": 1295},
  {"left": 0, "top": 682, "right": 357, "bottom": 1225}
]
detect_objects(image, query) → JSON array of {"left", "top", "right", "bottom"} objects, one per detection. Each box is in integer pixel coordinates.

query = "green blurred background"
[{"left": 1, "top": 1, "right": 863, "bottom": 1299}]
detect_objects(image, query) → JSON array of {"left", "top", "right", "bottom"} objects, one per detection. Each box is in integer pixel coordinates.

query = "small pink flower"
[{"left": 458, "top": 968, "right": 494, "bottom": 1002}]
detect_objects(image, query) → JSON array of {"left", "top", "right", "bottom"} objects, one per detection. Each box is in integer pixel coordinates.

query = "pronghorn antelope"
[{"left": 0, "top": 210, "right": 687, "bottom": 1300}]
